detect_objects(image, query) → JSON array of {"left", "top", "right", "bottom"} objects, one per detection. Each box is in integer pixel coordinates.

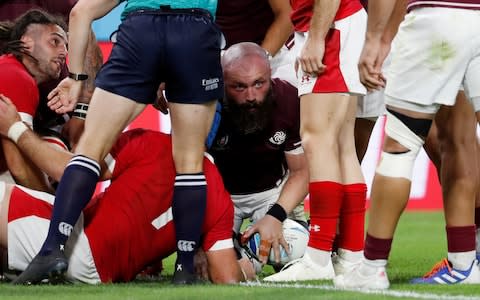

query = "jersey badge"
[{"left": 269, "top": 131, "right": 286, "bottom": 145}]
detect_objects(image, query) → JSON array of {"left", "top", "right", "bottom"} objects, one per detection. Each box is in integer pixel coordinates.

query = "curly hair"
[{"left": 0, "top": 9, "right": 67, "bottom": 61}]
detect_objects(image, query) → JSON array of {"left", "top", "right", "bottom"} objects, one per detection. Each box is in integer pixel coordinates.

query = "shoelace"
[{"left": 422, "top": 258, "right": 451, "bottom": 278}]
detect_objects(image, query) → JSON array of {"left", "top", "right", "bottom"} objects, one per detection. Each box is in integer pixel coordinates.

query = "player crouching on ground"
[{"left": 0, "top": 94, "right": 256, "bottom": 284}]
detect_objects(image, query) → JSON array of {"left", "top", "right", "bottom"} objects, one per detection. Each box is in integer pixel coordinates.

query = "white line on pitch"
[{"left": 240, "top": 281, "right": 480, "bottom": 300}]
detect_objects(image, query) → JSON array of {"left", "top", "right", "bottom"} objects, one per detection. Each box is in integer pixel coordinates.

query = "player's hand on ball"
[{"left": 241, "top": 215, "right": 290, "bottom": 265}]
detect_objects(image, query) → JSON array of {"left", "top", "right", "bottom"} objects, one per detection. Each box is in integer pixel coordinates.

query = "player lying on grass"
[{"left": 0, "top": 94, "right": 257, "bottom": 284}]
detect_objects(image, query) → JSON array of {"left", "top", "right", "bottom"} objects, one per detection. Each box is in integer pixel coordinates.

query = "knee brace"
[{"left": 376, "top": 111, "right": 430, "bottom": 180}]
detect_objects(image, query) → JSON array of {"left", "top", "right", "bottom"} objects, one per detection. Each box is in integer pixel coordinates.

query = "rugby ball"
[{"left": 246, "top": 219, "right": 309, "bottom": 266}]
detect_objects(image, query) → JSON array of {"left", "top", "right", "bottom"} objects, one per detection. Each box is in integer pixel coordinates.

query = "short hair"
[{"left": 0, "top": 9, "right": 67, "bottom": 60}]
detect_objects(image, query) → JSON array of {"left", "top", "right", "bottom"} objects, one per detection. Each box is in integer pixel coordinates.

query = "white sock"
[
  {"left": 360, "top": 258, "right": 387, "bottom": 276},
  {"left": 337, "top": 248, "right": 363, "bottom": 263},
  {"left": 448, "top": 251, "right": 476, "bottom": 271},
  {"left": 305, "top": 246, "right": 331, "bottom": 266}
]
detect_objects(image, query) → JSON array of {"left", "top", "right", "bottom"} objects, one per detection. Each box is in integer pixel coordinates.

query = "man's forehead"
[
  {"left": 225, "top": 69, "right": 270, "bottom": 84},
  {"left": 50, "top": 24, "right": 67, "bottom": 41},
  {"left": 26, "top": 23, "right": 67, "bottom": 41}
]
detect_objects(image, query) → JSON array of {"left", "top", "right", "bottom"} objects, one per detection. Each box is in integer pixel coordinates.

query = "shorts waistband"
[{"left": 130, "top": 6, "right": 212, "bottom": 20}]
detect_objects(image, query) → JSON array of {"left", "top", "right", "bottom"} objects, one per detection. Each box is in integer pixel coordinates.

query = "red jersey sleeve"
[
  {"left": 0, "top": 56, "right": 39, "bottom": 123},
  {"left": 202, "top": 155, "right": 235, "bottom": 251}
]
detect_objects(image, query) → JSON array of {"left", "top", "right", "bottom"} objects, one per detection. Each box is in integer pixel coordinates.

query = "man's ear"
[{"left": 20, "top": 35, "right": 34, "bottom": 52}]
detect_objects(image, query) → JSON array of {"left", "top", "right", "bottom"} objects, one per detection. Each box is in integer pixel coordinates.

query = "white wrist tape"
[
  {"left": 7, "top": 121, "right": 29, "bottom": 144},
  {"left": 73, "top": 103, "right": 89, "bottom": 120}
]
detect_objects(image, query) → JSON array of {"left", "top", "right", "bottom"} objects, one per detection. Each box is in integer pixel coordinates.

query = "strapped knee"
[{"left": 376, "top": 110, "right": 431, "bottom": 180}]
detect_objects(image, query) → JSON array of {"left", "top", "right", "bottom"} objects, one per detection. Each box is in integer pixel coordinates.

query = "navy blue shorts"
[{"left": 95, "top": 8, "right": 224, "bottom": 104}]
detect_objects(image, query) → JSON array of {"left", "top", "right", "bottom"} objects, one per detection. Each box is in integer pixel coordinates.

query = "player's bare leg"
[
  {"left": 419, "top": 92, "right": 479, "bottom": 283},
  {"left": 265, "top": 93, "right": 352, "bottom": 281},
  {"left": 335, "top": 97, "right": 367, "bottom": 275}
]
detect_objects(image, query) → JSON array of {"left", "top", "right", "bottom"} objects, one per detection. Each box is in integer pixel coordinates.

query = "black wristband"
[
  {"left": 266, "top": 203, "right": 287, "bottom": 222},
  {"left": 68, "top": 72, "right": 88, "bottom": 81},
  {"left": 75, "top": 103, "right": 89, "bottom": 111},
  {"left": 72, "top": 112, "right": 87, "bottom": 120}
]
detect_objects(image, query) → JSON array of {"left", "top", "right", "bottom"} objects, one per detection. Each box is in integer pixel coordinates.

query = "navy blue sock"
[
  {"left": 39, "top": 155, "right": 100, "bottom": 256},
  {"left": 172, "top": 173, "right": 207, "bottom": 274}
]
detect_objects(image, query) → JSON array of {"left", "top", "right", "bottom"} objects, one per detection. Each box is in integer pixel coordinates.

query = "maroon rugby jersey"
[
  {"left": 209, "top": 79, "right": 302, "bottom": 194},
  {"left": 407, "top": 0, "right": 480, "bottom": 11},
  {"left": 0, "top": 0, "right": 75, "bottom": 21},
  {"left": 216, "top": 0, "right": 274, "bottom": 48},
  {"left": 290, "top": 0, "right": 363, "bottom": 32}
]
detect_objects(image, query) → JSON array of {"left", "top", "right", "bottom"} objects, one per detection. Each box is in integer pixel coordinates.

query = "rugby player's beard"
[{"left": 224, "top": 87, "right": 274, "bottom": 135}]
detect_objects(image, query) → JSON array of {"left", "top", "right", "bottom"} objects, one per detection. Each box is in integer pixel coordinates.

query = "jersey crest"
[{"left": 269, "top": 131, "right": 286, "bottom": 145}]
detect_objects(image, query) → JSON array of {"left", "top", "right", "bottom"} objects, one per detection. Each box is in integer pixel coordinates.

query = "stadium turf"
[{"left": 2, "top": 211, "right": 479, "bottom": 300}]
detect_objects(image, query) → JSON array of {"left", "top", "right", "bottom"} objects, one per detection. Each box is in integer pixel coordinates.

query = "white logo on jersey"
[
  {"left": 58, "top": 222, "right": 73, "bottom": 237},
  {"left": 60, "top": 244, "right": 65, "bottom": 251},
  {"left": 178, "top": 240, "right": 196, "bottom": 252},
  {"left": 202, "top": 78, "right": 219, "bottom": 91},
  {"left": 269, "top": 131, "right": 286, "bottom": 145},
  {"left": 309, "top": 224, "right": 320, "bottom": 232},
  {"left": 176, "top": 264, "right": 183, "bottom": 271}
]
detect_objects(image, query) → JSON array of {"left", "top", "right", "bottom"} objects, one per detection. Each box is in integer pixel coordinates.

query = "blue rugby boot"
[{"left": 411, "top": 258, "right": 480, "bottom": 285}]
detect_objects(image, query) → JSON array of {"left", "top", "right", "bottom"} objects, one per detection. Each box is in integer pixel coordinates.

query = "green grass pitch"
[{"left": 1, "top": 211, "right": 480, "bottom": 300}]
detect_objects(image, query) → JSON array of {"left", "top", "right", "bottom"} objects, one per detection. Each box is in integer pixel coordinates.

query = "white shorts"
[
  {"left": 231, "top": 174, "right": 307, "bottom": 233},
  {"left": 7, "top": 186, "right": 101, "bottom": 284},
  {"left": 271, "top": 42, "right": 297, "bottom": 87},
  {"left": 0, "top": 171, "right": 15, "bottom": 184},
  {"left": 356, "top": 55, "right": 391, "bottom": 119},
  {"left": 385, "top": 7, "right": 480, "bottom": 113},
  {"left": 356, "top": 89, "right": 386, "bottom": 119},
  {"left": 295, "top": 9, "right": 367, "bottom": 97}
]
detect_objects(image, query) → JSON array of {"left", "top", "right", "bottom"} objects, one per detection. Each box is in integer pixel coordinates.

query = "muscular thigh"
[
  {"left": 76, "top": 89, "right": 146, "bottom": 160},
  {"left": 300, "top": 93, "right": 352, "bottom": 136},
  {"left": 435, "top": 91, "right": 477, "bottom": 145},
  {"left": 169, "top": 101, "right": 217, "bottom": 172}
]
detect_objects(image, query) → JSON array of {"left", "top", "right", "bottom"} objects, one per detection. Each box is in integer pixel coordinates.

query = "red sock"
[
  {"left": 364, "top": 233, "right": 392, "bottom": 260},
  {"left": 308, "top": 181, "right": 344, "bottom": 251},
  {"left": 446, "top": 225, "right": 476, "bottom": 253},
  {"left": 337, "top": 183, "right": 367, "bottom": 251}
]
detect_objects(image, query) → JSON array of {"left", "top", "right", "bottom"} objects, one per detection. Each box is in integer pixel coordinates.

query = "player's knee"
[{"left": 376, "top": 110, "right": 432, "bottom": 180}]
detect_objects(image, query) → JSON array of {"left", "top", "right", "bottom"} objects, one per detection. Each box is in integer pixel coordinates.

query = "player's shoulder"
[
  {"left": 270, "top": 78, "right": 300, "bottom": 119},
  {"left": 0, "top": 55, "right": 30, "bottom": 76},
  {"left": 271, "top": 78, "right": 299, "bottom": 106}
]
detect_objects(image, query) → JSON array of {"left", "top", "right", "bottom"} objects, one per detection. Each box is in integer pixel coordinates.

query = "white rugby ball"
[{"left": 246, "top": 219, "right": 309, "bottom": 266}]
